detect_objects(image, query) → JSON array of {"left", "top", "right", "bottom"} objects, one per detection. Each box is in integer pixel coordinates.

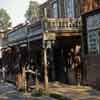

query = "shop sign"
[{"left": 43, "top": 33, "right": 56, "bottom": 41}]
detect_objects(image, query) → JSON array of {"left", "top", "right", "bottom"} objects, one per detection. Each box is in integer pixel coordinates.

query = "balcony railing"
[{"left": 44, "top": 17, "right": 82, "bottom": 33}]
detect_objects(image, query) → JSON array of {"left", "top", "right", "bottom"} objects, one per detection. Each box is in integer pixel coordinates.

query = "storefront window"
[
  {"left": 88, "top": 31, "right": 97, "bottom": 55},
  {"left": 86, "top": 12, "right": 100, "bottom": 55}
]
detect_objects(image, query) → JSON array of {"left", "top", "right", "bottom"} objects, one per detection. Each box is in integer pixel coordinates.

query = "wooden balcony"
[
  {"left": 6, "top": 17, "right": 82, "bottom": 47},
  {"left": 44, "top": 17, "right": 82, "bottom": 34}
]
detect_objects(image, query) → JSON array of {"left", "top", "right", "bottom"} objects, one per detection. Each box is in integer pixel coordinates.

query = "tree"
[
  {"left": 25, "top": 1, "right": 40, "bottom": 23},
  {"left": 0, "top": 8, "right": 11, "bottom": 31}
]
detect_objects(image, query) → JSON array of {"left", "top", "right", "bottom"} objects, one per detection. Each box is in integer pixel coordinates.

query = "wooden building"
[
  {"left": 81, "top": 0, "right": 100, "bottom": 14},
  {"left": 40, "top": 0, "right": 83, "bottom": 18},
  {"left": 3, "top": 0, "right": 83, "bottom": 86},
  {"left": 82, "top": 8, "right": 100, "bottom": 88}
]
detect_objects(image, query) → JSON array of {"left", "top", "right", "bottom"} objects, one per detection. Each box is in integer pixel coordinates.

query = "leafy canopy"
[
  {"left": 0, "top": 8, "right": 11, "bottom": 31},
  {"left": 25, "top": 1, "right": 40, "bottom": 22}
]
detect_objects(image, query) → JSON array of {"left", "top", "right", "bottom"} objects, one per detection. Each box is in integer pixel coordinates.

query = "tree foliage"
[
  {"left": 25, "top": 1, "right": 40, "bottom": 23},
  {"left": 0, "top": 8, "right": 11, "bottom": 31}
]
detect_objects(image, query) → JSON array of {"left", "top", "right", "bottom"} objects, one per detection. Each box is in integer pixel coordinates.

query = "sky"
[{"left": 0, "top": 0, "right": 47, "bottom": 27}]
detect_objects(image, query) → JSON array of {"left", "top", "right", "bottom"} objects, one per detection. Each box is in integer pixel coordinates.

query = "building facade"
[
  {"left": 57, "top": 0, "right": 83, "bottom": 18},
  {"left": 2, "top": 0, "right": 100, "bottom": 88},
  {"left": 82, "top": 8, "right": 100, "bottom": 88},
  {"left": 3, "top": 0, "right": 83, "bottom": 86},
  {"left": 40, "top": 0, "right": 83, "bottom": 18},
  {"left": 63, "top": 0, "right": 83, "bottom": 17}
]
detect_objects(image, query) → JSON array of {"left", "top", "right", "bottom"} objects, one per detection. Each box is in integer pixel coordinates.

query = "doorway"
[{"left": 53, "top": 36, "right": 81, "bottom": 84}]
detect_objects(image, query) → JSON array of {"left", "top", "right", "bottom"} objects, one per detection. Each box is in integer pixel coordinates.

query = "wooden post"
[
  {"left": 22, "top": 66, "right": 27, "bottom": 92},
  {"left": 35, "top": 70, "right": 39, "bottom": 91},
  {"left": 42, "top": 7, "right": 49, "bottom": 92},
  {"left": 43, "top": 46, "right": 48, "bottom": 91}
]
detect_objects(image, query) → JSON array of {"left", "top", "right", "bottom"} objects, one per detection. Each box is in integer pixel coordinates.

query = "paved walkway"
[
  {"left": 0, "top": 82, "right": 25, "bottom": 100},
  {"left": 48, "top": 82, "right": 100, "bottom": 100},
  {"left": 0, "top": 82, "right": 100, "bottom": 100}
]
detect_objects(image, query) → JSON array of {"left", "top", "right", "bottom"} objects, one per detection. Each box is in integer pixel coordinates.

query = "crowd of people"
[{"left": 0, "top": 46, "right": 38, "bottom": 89}]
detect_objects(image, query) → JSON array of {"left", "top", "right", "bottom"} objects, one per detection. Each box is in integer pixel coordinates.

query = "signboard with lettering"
[{"left": 43, "top": 32, "right": 56, "bottom": 41}]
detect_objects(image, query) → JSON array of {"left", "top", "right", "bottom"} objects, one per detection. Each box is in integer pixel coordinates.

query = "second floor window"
[
  {"left": 52, "top": 2, "right": 58, "bottom": 18},
  {"left": 65, "top": 0, "right": 75, "bottom": 17}
]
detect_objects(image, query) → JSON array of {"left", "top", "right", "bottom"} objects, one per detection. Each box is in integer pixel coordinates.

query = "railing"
[{"left": 44, "top": 17, "right": 82, "bottom": 32}]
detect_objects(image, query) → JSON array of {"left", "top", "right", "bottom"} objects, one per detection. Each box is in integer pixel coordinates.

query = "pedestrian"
[
  {"left": 74, "top": 45, "right": 81, "bottom": 85},
  {"left": 2, "top": 66, "right": 6, "bottom": 82},
  {"left": 69, "top": 48, "right": 75, "bottom": 69}
]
